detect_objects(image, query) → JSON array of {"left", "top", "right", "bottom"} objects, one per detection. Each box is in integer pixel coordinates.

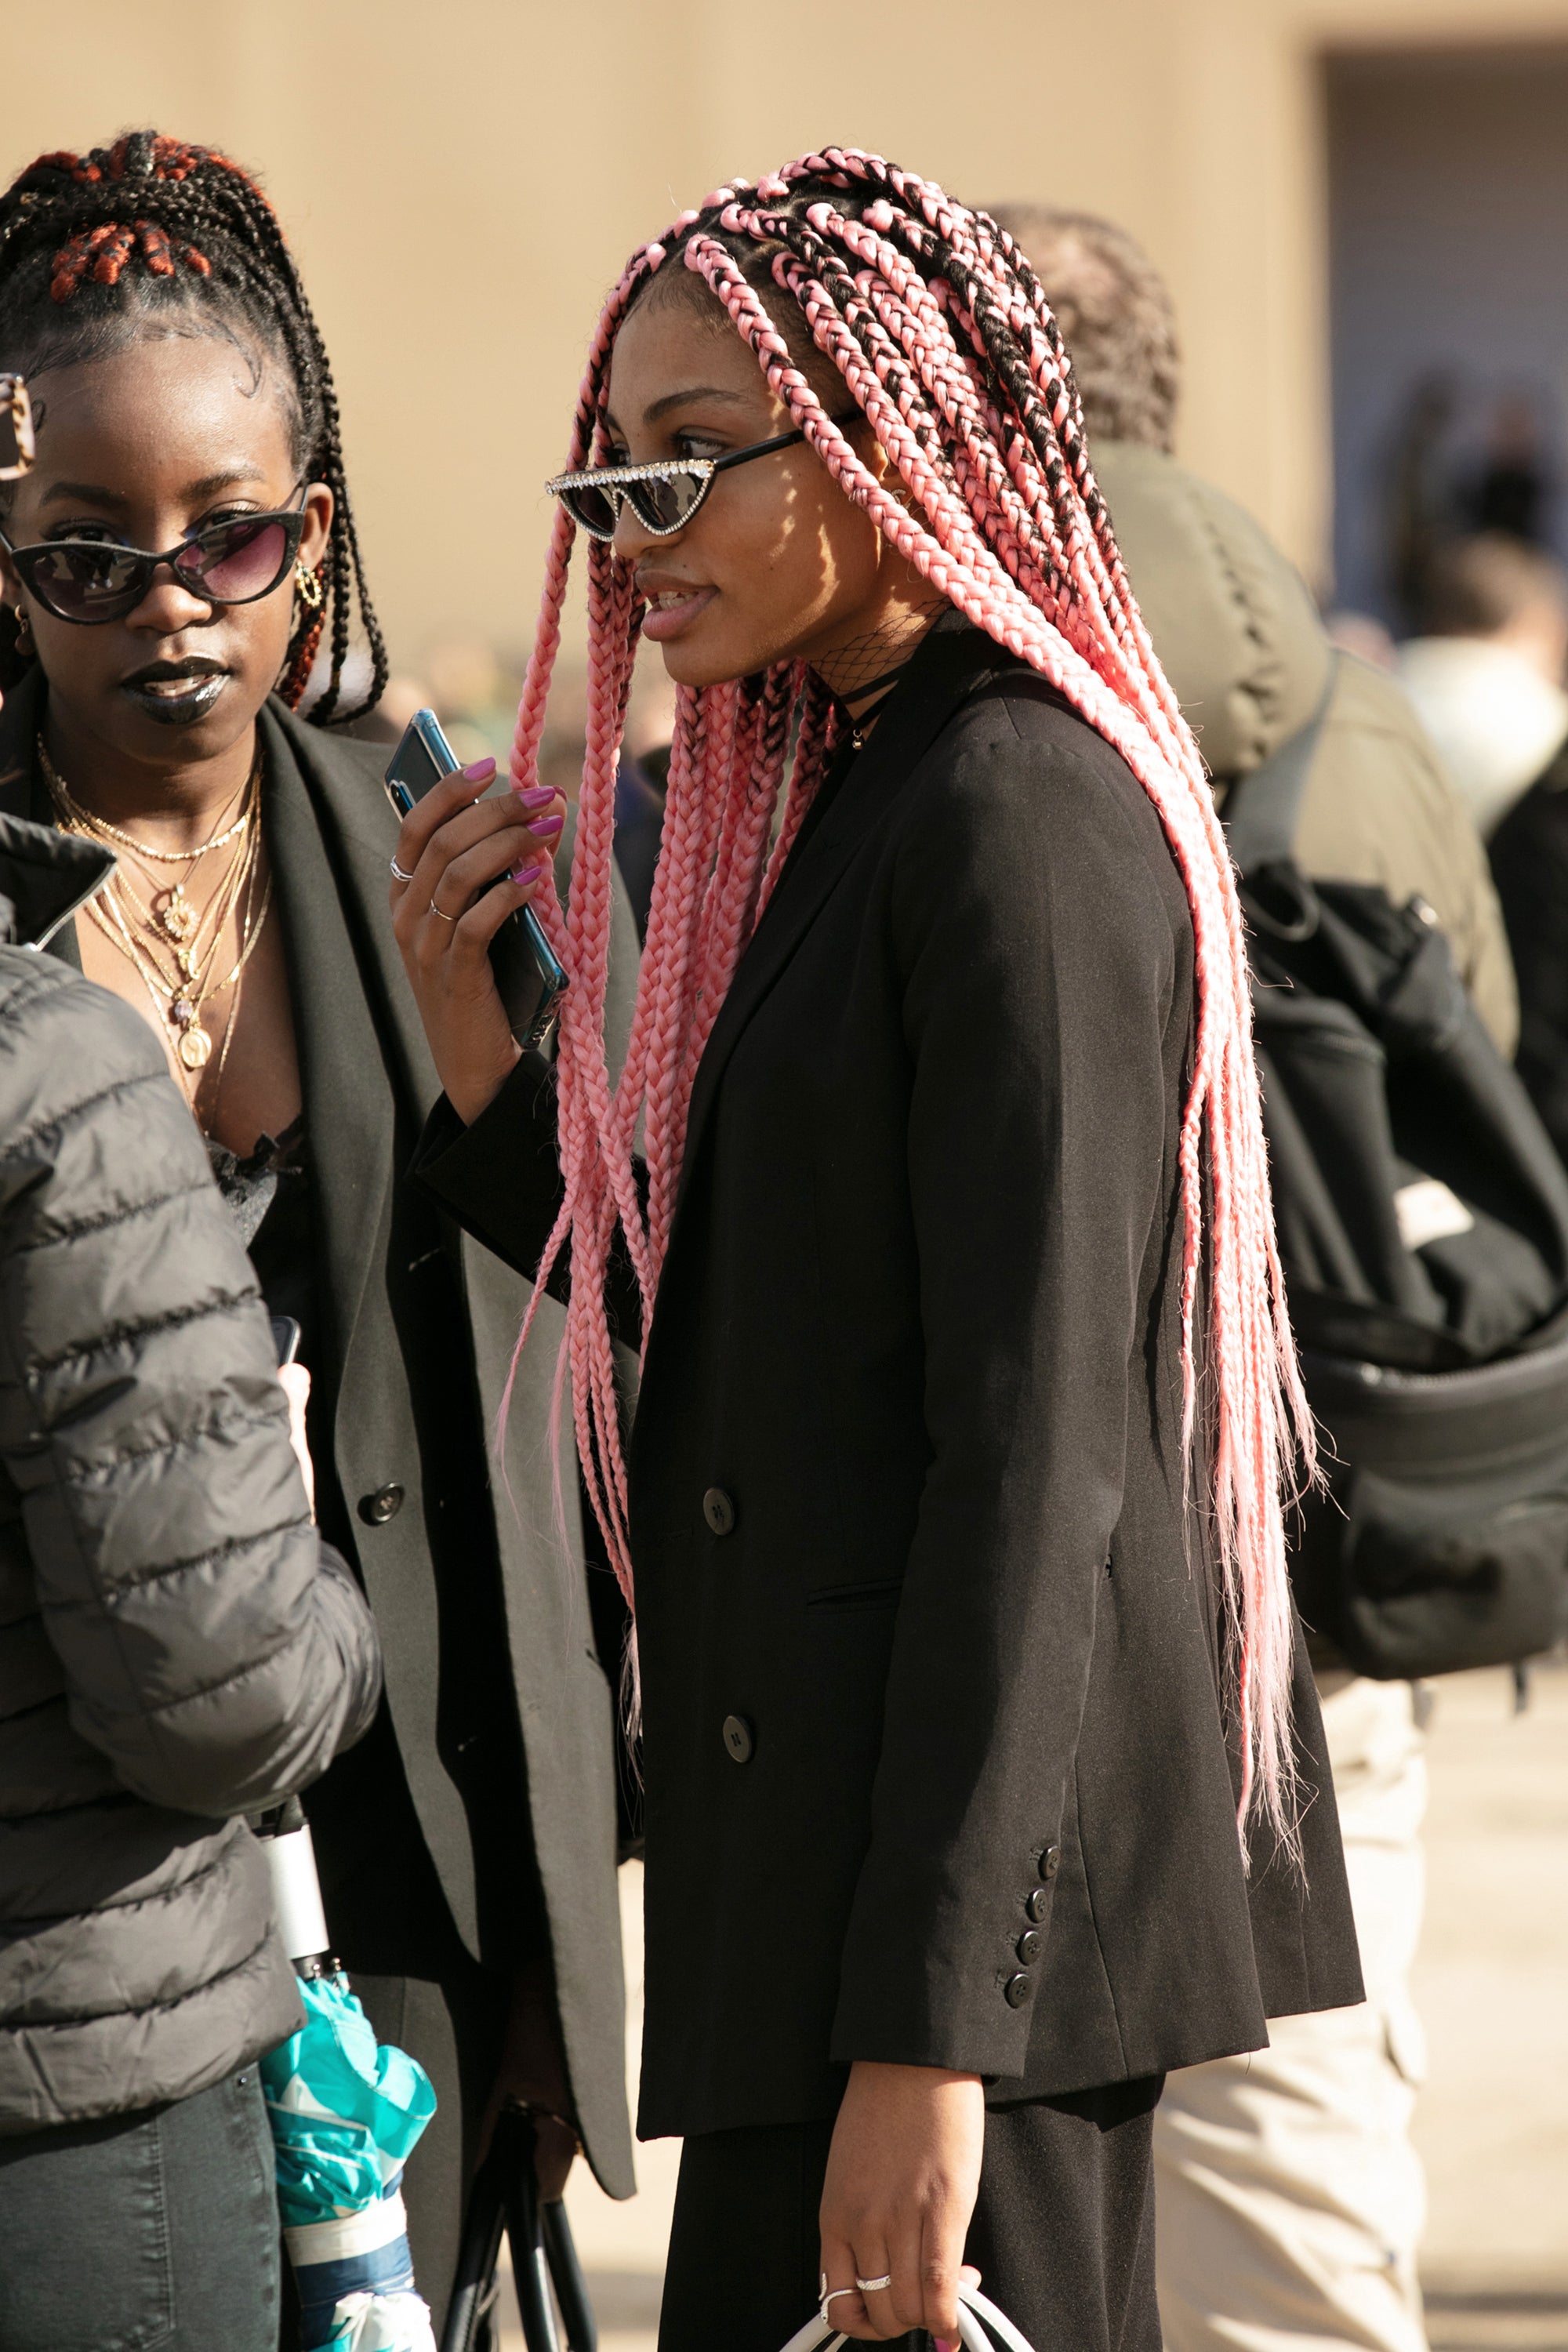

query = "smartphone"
[
  {"left": 270, "top": 1315, "right": 303, "bottom": 1368},
  {"left": 385, "top": 708, "right": 568, "bottom": 1052}
]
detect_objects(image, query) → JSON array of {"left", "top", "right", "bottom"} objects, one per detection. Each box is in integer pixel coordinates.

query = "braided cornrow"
[
  {"left": 0, "top": 132, "right": 386, "bottom": 723},
  {"left": 509, "top": 151, "right": 1310, "bottom": 1849}
]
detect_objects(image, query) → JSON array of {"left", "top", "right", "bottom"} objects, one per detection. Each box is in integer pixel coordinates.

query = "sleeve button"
[
  {"left": 1017, "top": 1929, "right": 1044, "bottom": 1965},
  {"left": 358, "top": 1483, "right": 405, "bottom": 1526},
  {"left": 1040, "top": 1843, "right": 1062, "bottom": 1879},
  {"left": 721, "top": 1713, "right": 754, "bottom": 1764},
  {"left": 1004, "top": 1972, "right": 1033, "bottom": 2009},
  {"left": 702, "top": 1487, "right": 737, "bottom": 1536},
  {"left": 1025, "top": 1885, "right": 1051, "bottom": 1922}
]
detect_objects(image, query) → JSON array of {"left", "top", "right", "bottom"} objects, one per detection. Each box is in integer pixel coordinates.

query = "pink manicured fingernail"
[
  {"left": 463, "top": 757, "right": 496, "bottom": 782},
  {"left": 515, "top": 783, "right": 557, "bottom": 811},
  {"left": 530, "top": 812, "right": 564, "bottom": 840},
  {"left": 510, "top": 860, "right": 543, "bottom": 887}
]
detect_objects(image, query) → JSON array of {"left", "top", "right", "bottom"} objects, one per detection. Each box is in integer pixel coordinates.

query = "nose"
[
  {"left": 125, "top": 560, "right": 222, "bottom": 637},
  {"left": 612, "top": 492, "right": 681, "bottom": 568}
]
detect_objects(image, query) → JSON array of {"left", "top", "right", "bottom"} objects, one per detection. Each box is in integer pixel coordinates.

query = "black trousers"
[{"left": 658, "top": 2078, "right": 1163, "bottom": 2352}]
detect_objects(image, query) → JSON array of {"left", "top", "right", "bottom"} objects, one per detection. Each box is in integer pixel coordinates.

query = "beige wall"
[{"left": 7, "top": 0, "right": 1568, "bottom": 667}]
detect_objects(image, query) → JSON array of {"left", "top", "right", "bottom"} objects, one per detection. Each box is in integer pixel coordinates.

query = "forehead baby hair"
[{"left": 517, "top": 147, "right": 1309, "bottom": 1849}]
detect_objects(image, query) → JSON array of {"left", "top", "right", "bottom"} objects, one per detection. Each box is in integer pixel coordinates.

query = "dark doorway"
[{"left": 1327, "top": 43, "right": 1568, "bottom": 626}]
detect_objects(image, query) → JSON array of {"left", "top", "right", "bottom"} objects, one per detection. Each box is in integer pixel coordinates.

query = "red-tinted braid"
[{"left": 505, "top": 152, "right": 1309, "bottom": 1847}]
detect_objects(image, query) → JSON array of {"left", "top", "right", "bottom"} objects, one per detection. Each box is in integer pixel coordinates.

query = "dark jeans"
[
  {"left": 658, "top": 2077, "right": 1165, "bottom": 2352},
  {"left": 0, "top": 2067, "right": 278, "bottom": 2352}
]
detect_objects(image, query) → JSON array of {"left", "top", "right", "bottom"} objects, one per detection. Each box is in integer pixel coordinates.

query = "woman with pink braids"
[{"left": 390, "top": 152, "right": 1362, "bottom": 2352}]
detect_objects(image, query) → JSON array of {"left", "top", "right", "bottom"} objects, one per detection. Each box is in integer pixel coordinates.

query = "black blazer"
[
  {"left": 0, "top": 673, "right": 638, "bottom": 2194},
  {"left": 416, "top": 619, "right": 1363, "bottom": 2143}
]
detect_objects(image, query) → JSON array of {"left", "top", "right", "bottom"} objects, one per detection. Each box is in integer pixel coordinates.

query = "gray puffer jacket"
[{"left": 0, "top": 811, "right": 380, "bottom": 2133}]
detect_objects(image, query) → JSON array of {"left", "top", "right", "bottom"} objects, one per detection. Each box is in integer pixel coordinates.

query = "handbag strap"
[{"left": 778, "top": 2282, "right": 1037, "bottom": 2352}]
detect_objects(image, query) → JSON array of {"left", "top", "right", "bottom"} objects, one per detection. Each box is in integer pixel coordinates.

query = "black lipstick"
[{"left": 118, "top": 659, "right": 228, "bottom": 729}]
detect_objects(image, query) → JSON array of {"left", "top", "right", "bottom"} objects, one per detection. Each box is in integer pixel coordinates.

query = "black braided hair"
[{"left": 0, "top": 131, "right": 387, "bottom": 723}]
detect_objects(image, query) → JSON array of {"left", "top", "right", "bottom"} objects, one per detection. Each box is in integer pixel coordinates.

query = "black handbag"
[
  {"left": 441, "top": 2105, "right": 596, "bottom": 2352},
  {"left": 1225, "top": 660, "right": 1568, "bottom": 1678}
]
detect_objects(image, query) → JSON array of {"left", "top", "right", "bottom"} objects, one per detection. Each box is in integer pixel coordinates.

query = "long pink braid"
[{"left": 506, "top": 151, "right": 1312, "bottom": 1844}]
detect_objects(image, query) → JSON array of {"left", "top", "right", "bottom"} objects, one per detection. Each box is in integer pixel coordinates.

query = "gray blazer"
[{"left": 0, "top": 674, "right": 639, "bottom": 2194}]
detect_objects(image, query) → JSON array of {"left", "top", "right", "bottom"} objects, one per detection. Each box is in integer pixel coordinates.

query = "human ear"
[{"left": 298, "top": 481, "right": 334, "bottom": 571}]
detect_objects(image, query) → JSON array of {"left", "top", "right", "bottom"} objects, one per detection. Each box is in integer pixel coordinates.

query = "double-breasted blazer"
[
  {"left": 0, "top": 672, "right": 637, "bottom": 2194},
  {"left": 416, "top": 617, "right": 1364, "bottom": 2144}
]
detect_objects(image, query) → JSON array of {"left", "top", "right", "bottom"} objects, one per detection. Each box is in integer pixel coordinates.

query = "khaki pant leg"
[{"left": 1153, "top": 1677, "right": 1428, "bottom": 2352}]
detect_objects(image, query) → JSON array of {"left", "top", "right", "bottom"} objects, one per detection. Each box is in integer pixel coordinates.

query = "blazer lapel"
[{"left": 674, "top": 619, "right": 1006, "bottom": 1219}]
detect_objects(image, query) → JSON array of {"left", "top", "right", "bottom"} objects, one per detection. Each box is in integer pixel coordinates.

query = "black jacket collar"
[
  {"left": 675, "top": 613, "right": 1008, "bottom": 1218},
  {"left": 0, "top": 670, "right": 114, "bottom": 949}
]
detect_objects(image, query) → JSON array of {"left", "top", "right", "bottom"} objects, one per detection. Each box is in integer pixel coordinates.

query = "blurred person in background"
[
  {"left": 993, "top": 201, "right": 1523, "bottom": 2352},
  {"left": 0, "top": 753, "right": 381, "bottom": 2349},
  {"left": 1465, "top": 390, "right": 1557, "bottom": 547},
  {"left": 0, "top": 132, "right": 637, "bottom": 2327},
  {"left": 1486, "top": 699, "right": 1568, "bottom": 1171},
  {"left": 1397, "top": 533, "right": 1568, "bottom": 840}
]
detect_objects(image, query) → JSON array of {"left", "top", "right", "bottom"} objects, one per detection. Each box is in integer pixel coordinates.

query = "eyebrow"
[
  {"left": 39, "top": 467, "right": 270, "bottom": 510},
  {"left": 603, "top": 386, "right": 752, "bottom": 436}
]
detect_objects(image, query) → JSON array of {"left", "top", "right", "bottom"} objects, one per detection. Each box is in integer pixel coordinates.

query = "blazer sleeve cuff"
[
  {"left": 829, "top": 1965, "right": 1036, "bottom": 2080},
  {"left": 410, "top": 1051, "right": 564, "bottom": 1283}
]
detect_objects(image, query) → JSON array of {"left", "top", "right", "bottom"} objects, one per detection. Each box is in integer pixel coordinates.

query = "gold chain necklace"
[
  {"left": 40, "top": 737, "right": 257, "bottom": 965},
  {"left": 40, "top": 738, "right": 268, "bottom": 1078}
]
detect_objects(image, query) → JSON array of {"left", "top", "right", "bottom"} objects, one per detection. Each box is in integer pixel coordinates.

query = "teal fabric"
[{"left": 260, "top": 1976, "right": 435, "bottom": 2226}]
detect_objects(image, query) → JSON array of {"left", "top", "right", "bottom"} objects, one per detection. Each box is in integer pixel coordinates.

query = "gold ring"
[{"left": 428, "top": 896, "right": 457, "bottom": 923}]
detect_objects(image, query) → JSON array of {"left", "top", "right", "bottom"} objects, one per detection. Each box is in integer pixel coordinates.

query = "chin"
[{"left": 659, "top": 628, "right": 788, "bottom": 695}]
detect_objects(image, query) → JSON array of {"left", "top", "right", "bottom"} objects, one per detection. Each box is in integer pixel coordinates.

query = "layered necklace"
[{"left": 40, "top": 737, "right": 273, "bottom": 1098}]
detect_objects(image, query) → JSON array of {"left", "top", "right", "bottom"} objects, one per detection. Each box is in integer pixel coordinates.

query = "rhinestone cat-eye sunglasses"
[{"left": 546, "top": 427, "right": 807, "bottom": 541}]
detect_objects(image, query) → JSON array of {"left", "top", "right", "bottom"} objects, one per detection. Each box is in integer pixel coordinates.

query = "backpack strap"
[{"left": 1221, "top": 653, "right": 1341, "bottom": 879}]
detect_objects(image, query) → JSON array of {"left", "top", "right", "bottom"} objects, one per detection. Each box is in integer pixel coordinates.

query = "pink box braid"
[{"left": 501, "top": 152, "right": 1310, "bottom": 1848}]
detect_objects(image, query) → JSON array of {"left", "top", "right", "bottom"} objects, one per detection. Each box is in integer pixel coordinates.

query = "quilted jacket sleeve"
[{"left": 0, "top": 957, "right": 381, "bottom": 1818}]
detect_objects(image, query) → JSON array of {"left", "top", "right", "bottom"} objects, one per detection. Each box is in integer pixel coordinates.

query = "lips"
[
  {"left": 118, "top": 658, "right": 230, "bottom": 729},
  {"left": 637, "top": 575, "right": 717, "bottom": 644}
]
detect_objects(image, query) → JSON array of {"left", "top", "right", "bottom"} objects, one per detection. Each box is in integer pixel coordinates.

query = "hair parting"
[{"left": 509, "top": 149, "right": 1311, "bottom": 1843}]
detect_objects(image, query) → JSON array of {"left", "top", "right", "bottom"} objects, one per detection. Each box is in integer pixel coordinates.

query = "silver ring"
[
  {"left": 855, "top": 2275, "right": 893, "bottom": 2295},
  {"left": 819, "top": 2285, "right": 858, "bottom": 2321},
  {"left": 389, "top": 857, "right": 415, "bottom": 884},
  {"left": 428, "top": 896, "right": 457, "bottom": 924}
]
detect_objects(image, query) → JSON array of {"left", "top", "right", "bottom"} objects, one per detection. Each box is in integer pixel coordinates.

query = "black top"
[{"left": 415, "top": 615, "right": 1363, "bottom": 2140}]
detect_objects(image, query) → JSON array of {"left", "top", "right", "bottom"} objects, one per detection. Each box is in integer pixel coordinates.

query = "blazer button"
[
  {"left": 702, "top": 1487, "right": 737, "bottom": 1536},
  {"left": 1040, "top": 1843, "right": 1062, "bottom": 1880},
  {"left": 358, "top": 1483, "right": 405, "bottom": 1526},
  {"left": 1025, "top": 1885, "right": 1051, "bottom": 1923},
  {"left": 1017, "top": 1929, "right": 1044, "bottom": 1966},
  {"left": 721, "top": 1714, "right": 754, "bottom": 1764},
  {"left": 1004, "top": 1972, "right": 1033, "bottom": 2009}
]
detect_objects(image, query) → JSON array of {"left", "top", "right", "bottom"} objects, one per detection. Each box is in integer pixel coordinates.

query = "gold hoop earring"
[{"left": 293, "top": 561, "right": 323, "bottom": 610}]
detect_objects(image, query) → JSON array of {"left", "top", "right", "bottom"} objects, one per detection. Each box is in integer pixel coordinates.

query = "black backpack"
[{"left": 1225, "top": 664, "right": 1568, "bottom": 1679}]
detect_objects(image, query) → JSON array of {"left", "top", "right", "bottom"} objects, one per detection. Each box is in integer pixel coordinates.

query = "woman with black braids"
[
  {"left": 396, "top": 151, "right": 1364, "bottom": 2352},
  {"left": 0, "top": 132, "right": 636, "bottom": 2328}
]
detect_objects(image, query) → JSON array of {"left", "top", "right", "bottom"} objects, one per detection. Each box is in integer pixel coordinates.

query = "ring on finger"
[
  {"left": 428, "top": 895, "right": 457, "bottom": 923},
  {"left": 819, "top": 2285, "right": 858, "bottom": 2323},
  {"left": 855, "top": 2275, "right": 893, "bottom": 2295},
  {"left": 390, "top": 856, "right": 415, "bottom": 884}
]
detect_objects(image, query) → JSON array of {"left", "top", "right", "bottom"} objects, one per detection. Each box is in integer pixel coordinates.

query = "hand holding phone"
[{"left": 386, "top": 710, "right": 568, "bottom": 1053}]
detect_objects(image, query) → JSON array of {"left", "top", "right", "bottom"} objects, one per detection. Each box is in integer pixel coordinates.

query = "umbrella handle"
[
  {"left": 541, "top": 2198, "right": 597, "bottom": 2352},
  {"left": 441, "top": 2118, "right": 513, "bottom": 2352}
]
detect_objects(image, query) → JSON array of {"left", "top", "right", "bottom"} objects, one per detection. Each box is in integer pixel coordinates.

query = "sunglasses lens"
[
  {"left": 27, "top": 543, "right": 147, "bottom": 622},
  {"left": 178, "top": 516, "right": 291, "bottom": 602},
  {"left": 631, "top": 473, "right": 706, "bottom": 534},
  {"left": 560, "top": 485, "right": 622, "bottom": 539}
]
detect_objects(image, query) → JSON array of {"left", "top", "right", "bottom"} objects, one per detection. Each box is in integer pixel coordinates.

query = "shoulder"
[
  {"left": 898, "top": 662, "right": 1192, "bottom": 948},
  {"left": 1296, "top": 653, "right": 1488, "bottom": 894}
]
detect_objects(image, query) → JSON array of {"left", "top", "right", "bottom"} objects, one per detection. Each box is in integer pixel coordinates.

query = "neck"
[
  {"left": 40, "top": 705, "right": 260, "bottom": 855},
  {"left": 810, "top": 597, "right": 945, "bottom": 719}
]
